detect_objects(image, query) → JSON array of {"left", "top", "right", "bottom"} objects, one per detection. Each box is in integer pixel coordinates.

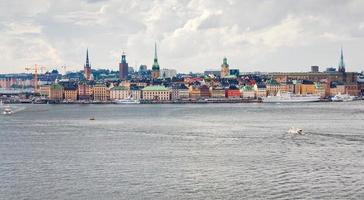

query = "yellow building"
[
  {"left": 300, "top": 82, "right": 316, "bottom": 95},
  {"left": 142, "top": 85, "right": 170, "bottom": 101},
  {"left": 93, "top": 84, "right": 110, "bottom": 101},
  {"left": 64, "top": 89, "right": 78, "bottom": 101},
  {"left": 210, "top": 87, "right": 226, "bottom": 98}
]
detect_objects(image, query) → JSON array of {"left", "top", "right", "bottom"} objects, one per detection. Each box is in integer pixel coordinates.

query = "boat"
[
  {"left": 3, "top": 106, "right": 13, "bottom": 115},
  {"left": 89, "top": 117, "right": 95, "bottom": 120},
  {"left": 262, "top": 91, "right": 321, "bottom": 103},
  {"left": 114, "top": 96, "right": 140, "bottom": 104},
  {"left": 287, "top": 127, "right": 304, "bottom": 135},
  {"left": 331, "top": 93, "right": 355, "bottom": 102}
]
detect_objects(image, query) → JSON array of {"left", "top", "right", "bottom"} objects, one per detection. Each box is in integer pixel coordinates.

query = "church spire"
[
  {"left": 85, "top": 49, "right": 90, "bottom": 68},
  {"left": 338, "top": 46, "right": 345, "bottom": 73},
  {"left": 154, "top": 42, "right": 158, "bottom": 61}
]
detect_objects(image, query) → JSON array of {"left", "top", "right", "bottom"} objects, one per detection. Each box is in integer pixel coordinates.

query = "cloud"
[{"left": 1, "top": 0, "right": 364, "bottom": 73}]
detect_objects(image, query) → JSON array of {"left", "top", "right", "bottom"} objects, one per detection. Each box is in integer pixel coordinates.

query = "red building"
[{"left": 225, "top": 86, "right": 241, "bottom": 98}]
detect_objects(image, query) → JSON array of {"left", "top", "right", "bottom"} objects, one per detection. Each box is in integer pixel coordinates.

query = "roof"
[
  {"left": 266, "top": 79, "right": 280, "bottom": 86},
  {"left": 240, "top": 85, "right": 253, "bottom": 91},
  {"left": 111, "top": 86, "right": 128, "bottom": 90},
  {"left": 50, "top": 84, "right": 63, "bottom": 90},
  {"left": 142, "top": 85, "right": 169, "bottom": 91}
]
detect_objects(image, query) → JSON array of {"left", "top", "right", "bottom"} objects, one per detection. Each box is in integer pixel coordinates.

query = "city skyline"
[{"left": 1, "top": 0, "right": 364, "bottom": 73}]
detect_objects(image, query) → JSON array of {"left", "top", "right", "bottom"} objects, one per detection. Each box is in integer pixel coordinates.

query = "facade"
[
  {"left": 84, "top": 49, "right": 92, "bottom": 81},
  {"left": 119, "top": 52, "right": 129, "bottom": 80},
  {"left": 225, "top": 86, "right": 241, "bottom": 98},
  {"left": 171, "top": 84, "right": 189, "bottom": 100},
  {"left": 299, "top": 81, "right": 316, "bottom": 95},
  {"left": 63, "top": 83, "right": 78, "bottom": 101},
  {"left": 152, "top": 43, "right": 160, "bottom": 79},
  {"left": 110, "top": 86, "right": 130, "bottom": 100},
  {"left": 93, "top": 84, "right": 109, "bottom": 101},
  {"left": 130, "top": 86, "right": 142, "bottom": 100},
  {"left": 39, "top": 85, "right": 50, "bottom": 97},
  {"left": 210, "top": 87, "right": 226, "bottom": 98},
  {"left": 142, "top": 85, "right": 170, "bottom": 101},
  {"left": 220, "top": 57, "right": 230, "bottom": 78},
  {"left": 240, "top": 85, "right": 255, "bottom": 99},
  {"left": 254, "top": 83, "right": 267, "bottom": 98},
  {"left": 78, "top": 83, "right": 93, "bottom": 100},
  {"left": 189, "top": 85, "right": 210, "bottom": 99},
  {"left": 49, "top": 84, "right": 63, "bottom": 100}
]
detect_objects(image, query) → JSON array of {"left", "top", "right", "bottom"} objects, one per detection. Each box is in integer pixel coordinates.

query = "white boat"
[
  {"left": 331, "top": 93, "right": 355, "bottom": 102},
  {"left": 3, "top": 106, "right": 13, "bottom": 115},
  {"left": 262, "top": 91, "right": 321, "bottom": 103},
  {"left": 114, "top": 99, "right": 140, "bottom": 104},
  {"left": 287, "top": 127, "right": 304, "bottom": 135}
]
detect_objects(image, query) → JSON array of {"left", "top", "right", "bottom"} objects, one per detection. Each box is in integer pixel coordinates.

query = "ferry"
[
  {"left": 262, "top": 91, "right": 321, "bottom": 103},
  {"left": 114, "top": 98, "right": 140, "bottom": 104},
  {"left": 331, "top": 93, "right": 355, "bottom": 102}
]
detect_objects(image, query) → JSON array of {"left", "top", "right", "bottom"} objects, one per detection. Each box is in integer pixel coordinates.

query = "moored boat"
[
  {"left": 331, "top": 93, "right": 355, "bottom": 102},
  {"left": 262, "top": 91, "right": 321, "bottom": 103}
]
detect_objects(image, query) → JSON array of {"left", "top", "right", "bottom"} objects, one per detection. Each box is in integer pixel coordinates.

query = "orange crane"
[{"left": 25, "top": 64, "right": 41, "bottom": 93}]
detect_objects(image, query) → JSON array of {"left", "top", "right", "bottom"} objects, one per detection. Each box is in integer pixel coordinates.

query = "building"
[
  {"left": 63, "top": 82, "right": 78, "bottom": 101},
  {"left": 220, "top": 57, "right": 230, "bottom": 78},
  {"left": 39, "top": 85, "right": 50, "bottom": 97},
  {"left": 78, "top": 82, "right": 93, "bottom": 100},
  {"left": 299, "top": 80, "right": 316, "bottom": 95},
  {"left": 266, "top": 79, "right": 281, "bottom": 95},
  {"left": 110, "top": 86, "right": 130, "bottom": 100},
  {"left": 130, "top": 85, "right": 142, "bottom": 100},
  {"left": 254, "top": 83, "right": 267, "bottom": 98},
  {"left": 189, "top": 85, "right": 210, "bottom": 99},
  {"left": 160, "top": 69, "right": 177, "bottom": 79},
  {"left": 119, "top": 52, "right": 129, "bottom": 80},
  {"left": 93, "top": 83, "right": 109, "bottom": 101},
  {"left": 225, "top": 85, "right": 241, "bottom": 98},
  {"left": 151, "top": 43, "right": 160, "bottom": 79},
  {"left": 240, "top": 85, "right": 255, "bottom": 99},
  {"left": 84, "top": 49, "right": 92, "bottom": 81},
  {"left": 171, "top": 84, "right": 189, "bottom": 100},
  {"left": 49, "top": 84, "right": 63, "bottom": 100},
  {"left": 210, "top": 87, "right": 226, "bottom": 98},
  {"left": 142, "top": 85, "right": 170, "bottom": 101},
  {"left": 311, "top": 66, "right": 319, "bottom": 73}
]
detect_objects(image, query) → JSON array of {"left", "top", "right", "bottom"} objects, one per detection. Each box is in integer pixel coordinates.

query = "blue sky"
[{"left": 1, "top": 0, "right": 364, "bottom": 73}]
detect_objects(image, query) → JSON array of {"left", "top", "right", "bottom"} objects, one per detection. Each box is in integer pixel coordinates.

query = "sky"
[{"left": 1, "top": 0, "right": 364, "bottom": 74}]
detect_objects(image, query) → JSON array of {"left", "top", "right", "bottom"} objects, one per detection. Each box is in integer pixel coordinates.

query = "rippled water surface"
[{"left": 1, "top": 102, "right": 364, "bottom": 199}]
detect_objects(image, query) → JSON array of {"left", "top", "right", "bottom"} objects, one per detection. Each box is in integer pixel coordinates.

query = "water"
[{"left": 1, "top": 103, "right": 364, "bottom": 199}]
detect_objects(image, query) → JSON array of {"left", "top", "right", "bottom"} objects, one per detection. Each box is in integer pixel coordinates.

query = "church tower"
[
  {"left": 338, "top": 47, "right": 346, "bottom": 73},
  {"left": 151, "top": 43, "right": 160, "bottom": 79},
  {"left": 119, "top": 51, "right": 129, "bottom": 80},
  {"left": 220, "top": 57, "right": 230, "bottom": 78},
  {"left": 84, "top": 49, "right": 92, "bottom": 80}
]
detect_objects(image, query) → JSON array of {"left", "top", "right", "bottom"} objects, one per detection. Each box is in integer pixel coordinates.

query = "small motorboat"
[
  {"left": 89, "top": 117, "right": 95, "bottom": 120},
  {"left": 287, "top": 127, "right": 303, "bottom": 135},
  {"left": 3, "top": 106, "right": 13, "bottom": 115}
]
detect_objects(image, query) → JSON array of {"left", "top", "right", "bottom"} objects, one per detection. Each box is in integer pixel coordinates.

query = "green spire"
[
  {"left": 223, "top": 57, "right": 228, "bottom": 66},
  {"left": 152, "top": 42, "right": 160, "bottom": 71}
]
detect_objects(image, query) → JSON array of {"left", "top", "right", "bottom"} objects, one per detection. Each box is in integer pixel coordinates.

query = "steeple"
[
  {"left": 121, "top": 51, "right": 126, "bottom": 64},
  {"left": 152, "top": 42, "right": 160, "bottom": 71},
  {"left": 85, "top": 49, "right": 90, "bottom": 68},
  {"left": 338, "top": 46, "right": 345, "bottom": 73}
]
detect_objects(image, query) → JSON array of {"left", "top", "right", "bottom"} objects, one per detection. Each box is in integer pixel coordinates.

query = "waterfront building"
[
  {"left": 63, "top": 83, "right": 78, "bottom": 101},
  {"left": 314, "top": 83, "right": 326, "bottom": 98},
  {"left": 93, "top": 83, "right": 110, "bottom": 101},
  {"left": 254, "top": 83, "right": 267, "bottom": 98},
  {"left": 49, "top": 84, "right": 63, "bottom": 100},
  {"left": 210, "top": 87, "right": 226, "bottom": 98},
  {"left": 240, "top": 85, "right": 256, "bottom": 99},
  {"left": 39, "top": 85, "right": 50, "bottom": 97},
  {"left": 78, "top": 82, "right": 93, "bottom": 100},
  {"left": 142, "top": 85, "right": 170, "bottom": 101},
  {"left": 330, "top": 83, "right": 346, "bottom": 96},
  {"left": 266, "top": 79, "right": 281, "bottom": 95},
  {"left": 152, "top": 43, "right": 160, "bottom": 79},
  {"left": 84, "top": 49, "right": 92, "bottom": 81},
  {"left": 189, "top": 85, "right": 210, "bottom": 99},
  {"left": 220, "top": 57, "right": 230, "bottom": 78},
  {"left": 171, "top": 84, "right": 189, "bottom": 100},
  {"left": 119, "top": 52, "right": 129, "bottom": 80},
  {"left": 299, "top": 80, "right": 316, "bottom": 95},
  {"left": 110, "top": 86, "right": 130, "bottom": 100},
  {"left": 344, "top": 84, "right": 359, "bottom": 96},
  {"left": 130, "top": 85, "right": 142, "bottom": 100},
  {"left": 226, "top": 85, "right": 241, "bottom": 98}
]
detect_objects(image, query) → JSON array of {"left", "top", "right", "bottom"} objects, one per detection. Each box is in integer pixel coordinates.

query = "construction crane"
[{"left": 25, "top": 64, "right": 40, "bottom": 93}]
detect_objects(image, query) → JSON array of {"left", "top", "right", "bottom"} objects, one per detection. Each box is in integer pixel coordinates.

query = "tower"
[
  {"left": 84, "top": 49, "right": 92, "bottom": 80},
  {"left": 220, "top": 57, "right": 230, "bottom": 78},
  {"left": 152, "top": 42, "right": 160, "bottom": 79},
  {"left": 119, "top": 51, "right": 129, "bottom": 80},
  {"left": 338, "top": 47, "right": 346, "bottom": 73}
]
